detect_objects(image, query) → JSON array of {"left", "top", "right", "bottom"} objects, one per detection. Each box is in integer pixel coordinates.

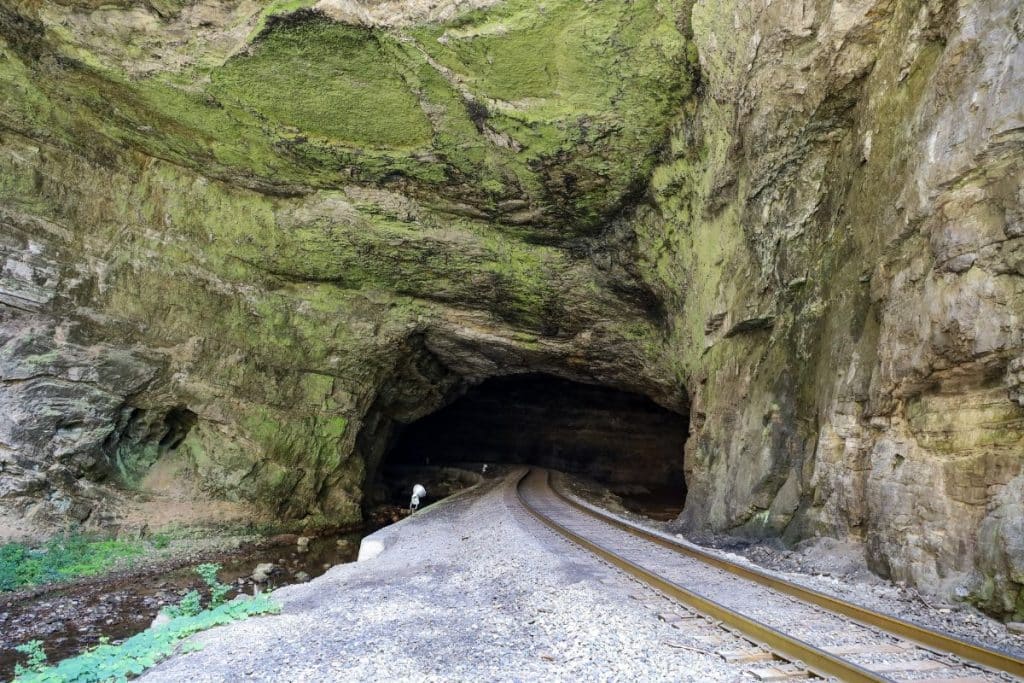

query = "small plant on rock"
[{"left": 165, "top": 589, "right": 203, "bottom": 618}]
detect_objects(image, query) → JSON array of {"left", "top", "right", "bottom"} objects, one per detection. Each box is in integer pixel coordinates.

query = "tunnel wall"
[{"left": 388, "top": 374, "right": 688, "bottom": 494}]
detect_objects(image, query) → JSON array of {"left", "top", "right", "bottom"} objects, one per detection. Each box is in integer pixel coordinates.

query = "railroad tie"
[
  {"left": 822, "top": 642, "right": 913, "bottom": 656},
  {"left": 746, "top": 663, "right": 811, "bottom": 680},
  {"left": 692, "top": 634, "right": 730, "bottom": 647},
  {"left": 657, "top": 612, "right": 694, "bottom": 625},
  {"left": 717, "top": 647, "right": 776, "bottom": 663},
  {"left": 864, "top": 659, "right": 949, "bottom": 674}
]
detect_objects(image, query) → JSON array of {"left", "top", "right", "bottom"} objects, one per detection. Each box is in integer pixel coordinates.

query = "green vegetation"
[
  {"left": 249, "top": 0, "right": 319, "bottom": 39},
  {"left": 415, "top": 0, "right": 624, "bottom": 106},
  {"left": 14, "top": 641, "right": 47, "bottom": 678},
  {"left": 409, "top": 0, "right": 695, "bottom": 225},
  {"left": 0, "top": 0, "right": 693, "bottom": 529},
  {"left": 12, "top": 595, "right": 280, "bottom": 682},
  {"left": 165, "top": 563, "right": 233, "bottom": 618},
  {"left": 1, "top": 0, "right": 695, "bottom": 233},
  {"left": 12, "top": 563, "right": 279, "bottom": 682},
  {"left": 0, "top": 536, "right": 144, "bottom": 592},
  {"left": 112, "top": 443, "right": 161, "bottom": 490},
  {"left": 212, "top": 23, "right": 433, "bottom": 149}
]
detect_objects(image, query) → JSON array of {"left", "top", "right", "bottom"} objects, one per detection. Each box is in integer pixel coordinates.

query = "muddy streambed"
[{"left": 0, "top": 529, "right": 370, "bottom": 679}]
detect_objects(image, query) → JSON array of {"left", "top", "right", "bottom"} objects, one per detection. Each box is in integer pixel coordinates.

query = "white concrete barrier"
[{"left": 357, "top": 537, "right": 385, "bottom": 562}]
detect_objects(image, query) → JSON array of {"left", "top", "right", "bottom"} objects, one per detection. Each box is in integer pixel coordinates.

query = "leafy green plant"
[
  {"left": 164, "top": 563, "right": 232, "bottom": 618},
  {"left": 151, "top": 533, "right": 171, "bottom": 549},
  {"left": 0, "top": 535, "right": 144, "bottom": 592},
  {"left": 164, "top": 590, "right": 203, "bottom": 618},
  {"left": 195, "top": 563, "right": 232, "bottom": 608},
  {"left": 0, "top": 543, "right": 31, "bottom": 591},
  {"left": 12, "top": 595, "right": 280, "bottom": 683},
  {"left": 13, "top": 640, "right": 47, "bottom": 677}
]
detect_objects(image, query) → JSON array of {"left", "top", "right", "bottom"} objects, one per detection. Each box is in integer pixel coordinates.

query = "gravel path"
[{"left": 140, "top": 472, "right": 753, "bottom": 682}]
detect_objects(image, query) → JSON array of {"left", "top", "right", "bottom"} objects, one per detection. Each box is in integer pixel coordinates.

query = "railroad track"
[{"left": 515, "top": 467, "right": 1024, "bottom": 682}]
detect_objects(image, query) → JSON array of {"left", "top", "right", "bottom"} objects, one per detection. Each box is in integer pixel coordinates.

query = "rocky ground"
[
  {"left": 561, "top": 474, "right": 1024, "bottom": 658},
  {"left": 139, "top": 473, "right": 748, "bottom": 682},
  {"left": 0, "top": 528, "right": 366, "bottom": 678}
]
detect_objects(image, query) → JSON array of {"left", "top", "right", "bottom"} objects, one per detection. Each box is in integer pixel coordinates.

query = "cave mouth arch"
[{"left": 373, "top": 373, "right": 689, "bottom": 519}]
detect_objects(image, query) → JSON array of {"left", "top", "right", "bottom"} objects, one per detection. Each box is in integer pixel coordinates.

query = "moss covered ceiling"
[{"left": 0, "top": 0, "right": 697, "bottom": 240}]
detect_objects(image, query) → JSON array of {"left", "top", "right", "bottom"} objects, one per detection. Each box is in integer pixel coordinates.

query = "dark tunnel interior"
[{"left": 376, "top": 373, "right": 689, "bottom": 520}]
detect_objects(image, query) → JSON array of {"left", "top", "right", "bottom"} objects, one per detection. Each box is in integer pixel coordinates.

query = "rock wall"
[
  {"left": 642, "top": 0, "right": 1024, "bottom": 618},
  {"left": 0, "top": 0, "right": 691, "bottom": 537},
  {"left": 0, "top": 0, "right": 1021, "bottom": 617}
]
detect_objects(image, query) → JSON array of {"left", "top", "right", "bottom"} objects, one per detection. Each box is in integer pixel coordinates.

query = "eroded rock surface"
[
  {"left": 663, "top": 0, "right": 1024, "bottom": 619},
  {"left": 0, "top": 0, "right": 1022, "bottom": 617}
]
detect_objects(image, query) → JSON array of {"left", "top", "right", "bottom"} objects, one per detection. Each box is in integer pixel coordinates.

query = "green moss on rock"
[
  {"left": 213, "top": 23, "right": 432, "bottom": 149},
  {"left": 0, "top": 1, "right": 696, "bottom": 236}
]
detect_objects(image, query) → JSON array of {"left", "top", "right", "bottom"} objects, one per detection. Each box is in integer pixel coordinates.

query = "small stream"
[{"left": 0, "top": 529, "right": 368, "bottom": 679}]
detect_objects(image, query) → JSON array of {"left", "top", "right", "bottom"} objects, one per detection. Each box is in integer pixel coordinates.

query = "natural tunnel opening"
[{"left": 371, "top": 373, "right": 689, "bottom": 521}]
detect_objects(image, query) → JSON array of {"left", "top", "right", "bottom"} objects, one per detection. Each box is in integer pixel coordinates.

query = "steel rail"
[
  {"left": 515, "top": 468, "right": 887, "bottom": 682},
  {"left": 543, "top": 470, "right": 1024, "bottom": 680}
]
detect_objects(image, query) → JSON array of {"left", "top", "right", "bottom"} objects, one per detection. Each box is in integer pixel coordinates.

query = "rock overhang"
[{"left": 0, "top": 0, "right": 698, "bottom": 238}]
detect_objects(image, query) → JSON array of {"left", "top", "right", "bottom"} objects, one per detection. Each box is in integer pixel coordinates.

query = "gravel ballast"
[
  {"left": 140, "top": 473, "right": 750, "bottom": 682},
  {"left": 559, "top": 473, "right": 1024, "bottom": 659}
]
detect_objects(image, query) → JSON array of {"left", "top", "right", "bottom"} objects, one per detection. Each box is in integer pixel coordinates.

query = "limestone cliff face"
[
  {"left": 651, "top": 0, "right": 1024, "bottom": 619},
  {"left": 0, "top": 0, "right": 1021, "bottom": 617}
]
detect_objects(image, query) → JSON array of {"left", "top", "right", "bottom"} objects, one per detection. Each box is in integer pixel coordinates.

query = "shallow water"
[{"left": 0, "top": 530, "right": 365, "bottom": 679}]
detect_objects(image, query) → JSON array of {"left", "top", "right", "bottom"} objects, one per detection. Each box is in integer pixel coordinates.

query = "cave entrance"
[{"left": 376, "top": 373, "right": 689, "bottom": 521}]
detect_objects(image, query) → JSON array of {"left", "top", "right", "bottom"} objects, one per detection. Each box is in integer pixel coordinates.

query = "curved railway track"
[{"left": 514, "top": 467, "right": 1024, "bottom": 682}]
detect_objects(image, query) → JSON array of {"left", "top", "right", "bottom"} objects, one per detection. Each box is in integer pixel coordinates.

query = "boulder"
[{"left": 251, "top": 563, "right": 276, "bottom": 583}]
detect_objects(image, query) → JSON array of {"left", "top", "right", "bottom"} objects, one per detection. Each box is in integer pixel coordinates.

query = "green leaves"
[
  {"left": 13, "top": 640, "right": 47, "bottom": 677},
  {"left": 0, "top": 536, "right": 144, "bottom": 592},
  {"left": 10, "top": 561, "right": 275, "bottom": 682},
  {"left": 164, "top": 590, "right": 203, "bottom": 618},
  {"left": 164, "top": 563, "right": 232, "bottom": 619},
  {"left": 13, "top": 595, "right": 280, "bottom": 683}
]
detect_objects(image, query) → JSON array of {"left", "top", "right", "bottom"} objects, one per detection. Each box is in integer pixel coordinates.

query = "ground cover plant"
[
  {"left": 0, "top": 535, "right": 145, "bottom": 592},
  {"left": 12, "top": 563, "right": 280, "bottom": 682}
]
